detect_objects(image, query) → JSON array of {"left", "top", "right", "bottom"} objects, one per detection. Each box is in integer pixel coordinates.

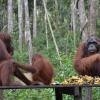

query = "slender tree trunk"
[
  {"left": 54, "top": 0, "right": 58, "bottom": 10},
  {"left": 8, "top": 0, "right": 13, "bottom": 33},
  {"left": 88, "top": 0, "right": 96, "bottom": 35},
  {"left": 18, "top": 0, "right": 23, "bottom": 50},
  {"left": 42, "top": 0, "right": 62, "bottom": 66},
  {"left": 44, "top": 0, "right": 48, "bottom": 49},
  {"left": 24, "top": 0, "right": 33, "bottom": 64},
  {"left": 44, "top": 8, "right": 48, "bottom": 49},
  {"left": 78, "top": 0, "right": 88, "bottom": 42},
  {"left": 71, "top": 0, "right": 76, "bottom": 48},
  {"left": 54, "top": 0, "right": 59, "bottom": 26},
  {"left": 33, "top": 0, "right": 37, "bottom": 37},
  {"left": 1, "top": 3, "right": 7, "bottom": 32}
]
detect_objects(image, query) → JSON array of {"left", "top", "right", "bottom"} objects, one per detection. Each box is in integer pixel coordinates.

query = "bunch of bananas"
[
  {"left": 62, "top": 76, "right": 84, "bottom": 85},
  {"left": 62, "top": 75, "right": 100, "bottom": 85},
  {"left": 81, "top": 75, "right": 94, "bottom": 85},
  {"left": 94, "top": 77, "right": 100, "bottom": 84}
]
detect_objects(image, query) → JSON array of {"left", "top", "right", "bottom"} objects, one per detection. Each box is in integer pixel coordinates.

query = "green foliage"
[
  {"left": 54, "top": 52, "right": 77, "bottom": 83},
  {"left": 96, "top": 19, "right": 100, "bottom": 37},
  {"left": 13, "top": 50, "right": 29, "bottom": 63},
  {"left": 4, "top": 89, "right": 55, "bottom": 100},
  {"left": 1, "top": 0, "right": 100, "bottom": 99},
  {"left": 12, "top": 32, "right": 29, "bottom": 63},
  {"left": 92, "top": 87, "right": 100, "bottom": 100}
]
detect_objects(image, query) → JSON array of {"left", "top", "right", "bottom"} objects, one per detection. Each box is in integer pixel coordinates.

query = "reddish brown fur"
[
  {"left": 0, "top": 39, "right": 33, "bottom": 86},
  {"left": 0, "top": 60, "right": 15, "bottom": 85},
  {"left": 74, "top": 42, "right": 100, "bottom": 76},
  {"left": 0, "top": 39, "right": 13, "bottom": 85},
  {"left": 32, "top": 54, "right": 54, "bottom": 85},
  {"left": 15, "top": 54, "right": 54, "bottom": 85},
  {"left": 0, "top": 39, "right": 11, "bottom": 61},
  {"left": 0, "top": 32, "right": 14, "bottom": 55}
]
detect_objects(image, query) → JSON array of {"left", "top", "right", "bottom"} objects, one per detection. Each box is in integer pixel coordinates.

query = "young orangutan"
[{"left": 14, "top": 54, "right": 54, "bottom": 85}]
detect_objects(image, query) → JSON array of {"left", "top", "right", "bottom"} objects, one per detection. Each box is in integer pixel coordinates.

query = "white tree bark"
[
  {"left": 54, "top": 0, "right": 58, "bottom": 9},
  {"left": 45, "top": 11, "right": 49, "bottom": 49},
  {"left": 18, "top": 0, "right": 23, "bottom": 50},
  {"left": 24, "top": 0, "right": 33, "bottom": 64},
  {"left": 88, "top": 0, "right": 96, "bottom": 35},
  {"left": 78, "top": 0, "right": 88, "bottom": 42},
  {"left": 33, "top": 0, "right": 37, "bottom": 37},
  {"left": 8, "top": 0, "right": 13, "bottom": 33},
  {"left": 71, "top": 0, "right": 76, "bottom": 48}
]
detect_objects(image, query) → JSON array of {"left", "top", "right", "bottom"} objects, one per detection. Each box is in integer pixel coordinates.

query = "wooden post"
[
  {"left": 74, "top": 87, "right": 82, "bottom": 100},
  {"left": 55, "top": 88, "right": 63, "bottom": 100},
  {"left": 84, "top": 87, "right": 92, "bottom": 100},
  {"left": 0, "top": 90, "right": 3, "bottom": 100}
]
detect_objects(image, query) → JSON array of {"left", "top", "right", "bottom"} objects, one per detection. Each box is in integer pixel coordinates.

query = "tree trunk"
[
  {"left": 24, "top": 0, "right": 33, "bottom": 64},
  {"left": 54, "top": 0, "right": 58, "bottom": 10},
  {"left": 71, "top": 0, "right": 76, "bottom": 48},
  {"left": 78, "top": 0, "right": 88, "bottom": 42},
  {"left": 33, "top": 0, "right": 37, "bottom": 37},
  {"left": 18, "top": 0, "right": 23, "bottom": 50},
  {"left": 8, "top": 0, "right": 13, "bottom": 33},
  {"left": 88, "top": 0, "right": 96, "bottom": 35},
  {"left": 44, "top": 7, "right": 48, "bottom": 49}
]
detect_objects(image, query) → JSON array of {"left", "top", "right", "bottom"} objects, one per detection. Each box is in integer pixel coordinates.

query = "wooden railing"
[{"left": 0, "top": 84, "right": 100, "bottom": 100}]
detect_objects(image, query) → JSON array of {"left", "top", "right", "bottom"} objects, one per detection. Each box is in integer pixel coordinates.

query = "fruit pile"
[{"left": 62, "top": 75, "right": 100, "bottom": 85}]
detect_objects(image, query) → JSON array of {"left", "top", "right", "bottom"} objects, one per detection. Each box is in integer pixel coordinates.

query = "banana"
[{"left": 62, "top": 75, "right": 100, "bottom": 85}]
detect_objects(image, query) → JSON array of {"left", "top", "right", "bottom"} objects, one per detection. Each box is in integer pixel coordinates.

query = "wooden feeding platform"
[{"left": 0, "top": 84, "right": 100, "bottom": 100}]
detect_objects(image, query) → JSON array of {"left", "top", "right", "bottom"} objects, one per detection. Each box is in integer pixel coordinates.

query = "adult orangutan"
[
  {"left": 15, "top": 54, "right": 54, "bottom": 85},
  {"left": 0, "top": 32, "right": 13, "bottom": 55},
  {"left": 74, "top": 35, "right": 100, "bottom": 76},
  {"left": 0, "top": 39, "right": 35, "bottom": 86}
]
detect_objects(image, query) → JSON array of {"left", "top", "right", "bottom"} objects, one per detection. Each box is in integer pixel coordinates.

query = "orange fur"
[
  {"left": 32, "top": 54, "right": 54, "bottom": 85},
  {"left": 13, "top": 54, "right": 54, "bottom": 85},
  {"left": 74, "top": 42, "right": 100, "bottom": 76}
]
